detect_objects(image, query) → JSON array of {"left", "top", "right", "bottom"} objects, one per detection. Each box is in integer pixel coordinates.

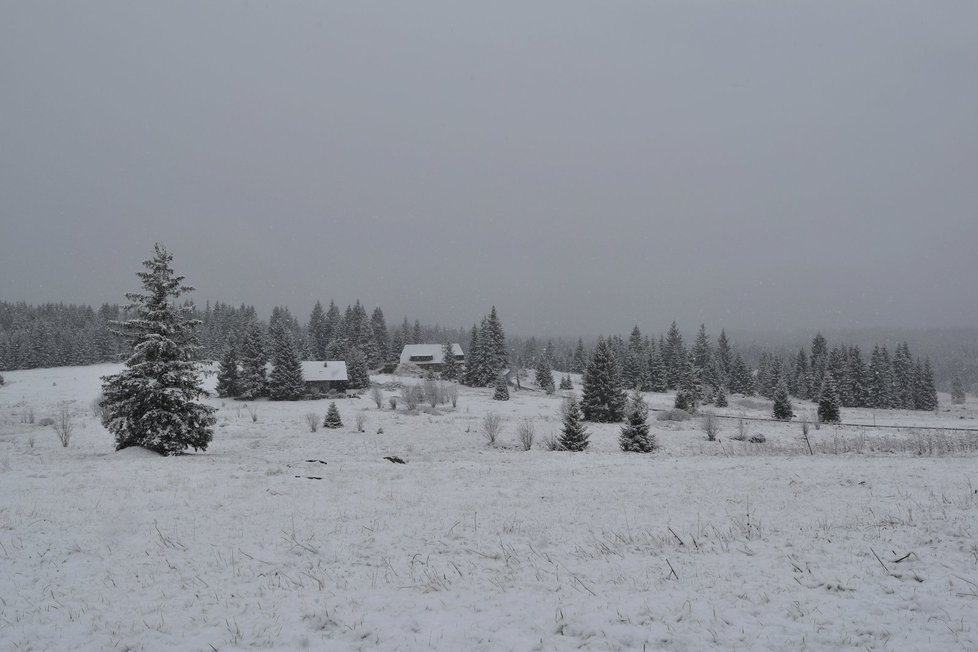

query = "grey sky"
[{"left": 2, "top": 1, "right": 976, "bottom": 336}]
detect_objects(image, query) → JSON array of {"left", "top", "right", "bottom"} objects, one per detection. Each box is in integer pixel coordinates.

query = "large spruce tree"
[
  {"left": 268, "top": 323, "right": 305, "bottom": 400},
  {"left": 239, "top": 320, "right": 268, "bottom": 399},
  {"left": 215, "top": 343, "right": 242, "bottom": 398},
  {"left": 817, "top": 373, "right": 841, "bottom": 423},
  {"left": 100, "top": 244, "right": 216, "bottom": 455},
  {"left": 772, "top": 377, "right": 794, "bottom": 421},
  {"left": 581, "top": 336, "right": 625, "bottom": 422}
]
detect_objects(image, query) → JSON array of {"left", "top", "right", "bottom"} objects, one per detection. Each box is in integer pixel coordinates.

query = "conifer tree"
[
  {"left": 559, "top": 374, "right": 573, "bottom": 390},
  {"left": 558, "top": 394, "right": 589, "bottom": 452},
  {"left": 647, "top": 343, "right": 666, "bottom": 392},
  {"left": 691, "top": 323, "right": 712, "bottom": 383},
  {"left": 239, "top": 320, "right": 268, "bottom": 399},
  {"left": 441, "top": 341, "right": 461, "bottom": 381},
  {"left": 99, "top": 244, "right": 216, "bottom": 455},
  {"left": 463, "top": 324, "right": 483, "bottom": 386},
  {"left": 493, "top": 374, "right": 510, "bottom": 401},
  {"left": 714, "top": 385, "right": 728, "bottom": 407},
  {"left": 370, "top": 307, "right": 390, "bottom": 368},
  {"left": 346, "top": 347, "right": 371, "bottom": 390},
  {"left": 215, "top": 343, "right": 242, "bottom": 398},
  {"left": 817, "top": 373, "right": 841, "bottom": 423},
  {"left": 915, "top": 359, "right": 938, "bottom": 411},
  {"left": 663, "top": 322, "right": 685, "bottom": 390},
  {"left": 673, "top": 357, "right": 701, "bottom": 413},
  {"left": 793, "top": 349, "right": 811, "bottom": 399},
  {"left": 892, "top": 342, "right": 916, "bottom": 409},
  {"left": 268, "top": 323, "right": 305, "bottom": 400},
  {"left": 581, "top": 337, "right": 625, "bottom": 422},
  {"left": 951, "top": 376, "right": 966, "bottom": 404},
  {"left": 483, "top": 306, "right": 507, "bottom": 376},
  {"left": 572, "top": 339, "right": 587, "bottom": 374},
  {"left": 307, "top": 301, "right": 329, "bottom": 360},
  {"left": 810, "top": 332, "right": 828, "bottom": 390},
  {"left": 715, "top": 329, "right": 732, "bottom": 382},
  {"left": 535, "top": 354, "right": 555, "bottom": 393},
  {"left": 619, "top": 390, "right": 654, "bottom": 452},
  {"left": 772, "top": 377, "right": 793, "bottom": 421},
  {"left": 323, "top": 402, "right": 343, "bottom": 428}
]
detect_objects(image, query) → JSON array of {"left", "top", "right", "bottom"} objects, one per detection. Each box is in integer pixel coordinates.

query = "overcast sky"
[{"left": 2, "top": 1, "right": 976, "bottom": 336}]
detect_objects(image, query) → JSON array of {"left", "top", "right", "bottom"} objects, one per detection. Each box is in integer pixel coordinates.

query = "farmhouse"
[
  {"left": 398, "top": 344, "right": 464, "bottom": 373},
  {"left": 300, "top": 361, "right": 348, "bottom": 394}
]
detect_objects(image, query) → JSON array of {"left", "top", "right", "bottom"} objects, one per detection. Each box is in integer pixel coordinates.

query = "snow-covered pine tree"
[
  {"left": 239, "top": 320, "right": 268, "bottom": 399},
  {"left": 484, "top": 306, "right": 507, "bottom": 377},
  {"left": 845, "top": 346, "right": 868, "bottom": 408},
  {"left": 691, "top": 323, "right": 712, "bottom": 386},
  {"left": 559, "top": 374, "right": 573, "bottom": 390},
  {"left": 951, "top": 376, "right": 966, "bottom": 404},
  {"left": 647, "top": 343, "right": 666, "bottom": 392},
  {"left": 793, "top": 349, "right": 810, "bottom": 400},
  {"left": 715, "top": 329, "right": 732, "bottom": 381},
  {"left": 772, "top": 377, "right": 793, "bottom": 421},
  {"left": 463, "top": 324, "right": 482, "bottom": 386},
  {"left": 493, "top": 374, "right": 510, "bottom": 401},
  {"left": 581, "top": 336, "right": 625, "bottom": 422},
  {"left": 534, "top": 353, "right": 555, "bottom": 393},
  {"left": 673, "top": 357, "right": 701, "bottom": 413},
  {"left": 558, "top": 394, "right": 589, "bottom": 452},
  {"left": 441, "top": 342, "right": 461, "bottom": 381},
  {"left": 323, "top": 402, "right": 343, "bottom": 428},
  {"left": 215, "top": 343, "right": 242, "bottom": 398},
  {"left": 572, "top": 339, "right": 587, "bottom": 374},
  {"left": 914, "top": 359, "right": 938, "bottom": 411},
  {"left": 619, "top": 390, "right": 654, "bottom": 453},
  {"left": 714, "top": 385, "right": 728, "bottom": 407},
  {"left": 370, "top": 307, "right": 390, "bottom": 368},
  {"left": 663, "top": 322, "right": 685, "bottom": 390},
  {"left": 892, "top": 342, "right": 916, "bottom": 409},
  {"left": 307, "top": 301, "right": 329, "bottom": 360},
  {"left": 99, "top": 244, "right": 216, "bottom": 455},
  {"left": 810, "top": 332, "right": 828, "bottom": 391},
  {"left": 267, "top": 323, "right": 305, "bottom": 400},
  {"left": 817, "top": 373, "right": 841, "bottom": 423},
  {"left": 346, "top": 347, "right": 370, "bottom": 390}
]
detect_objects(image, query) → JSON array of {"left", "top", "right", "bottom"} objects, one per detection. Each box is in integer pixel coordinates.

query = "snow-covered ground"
[{"left": 1, "top": 364, "right": 976, "bottom": 650}]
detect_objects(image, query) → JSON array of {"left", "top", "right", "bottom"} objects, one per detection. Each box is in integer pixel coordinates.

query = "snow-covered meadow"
[{"left": 1, "top": 364, "right": 977, "bottom": 651}]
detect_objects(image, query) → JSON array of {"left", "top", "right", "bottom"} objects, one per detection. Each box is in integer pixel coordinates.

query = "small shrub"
[
  {"left": 371, "top": 386, "right": 384, "bottom": 409},
  {"left": 517, "top": 417, "right": 535, "bottom": 451},
  {"left": 38, "top": 417, "right": 55, "bottom": 427},
  {"left": 423, "top": 378, "right": 440, "bottom": 407},
  {"left": 737, "top": 416, "right": 748, "bottom": 439},
  {"left": 748, "top": 433, "right": 767, "bottom": 444},
  {"left": 52, "top": 408, "right": 73, "bottom": 447},
  {"left": 402, "top": 384, "right": 421, "bottom": 411},
  {"left": 481, "top": 412, "right": 503, "bottom": 447},
  {"left": 355, "top": 413, "right": 367, "bottom": 433},
  {"left": 446, "top": 382, "right": 459, "bottom": 408},
  {"left": 701, "top": 412, "right": 720, "bottom": 442},
  {"left": 305, "top": 412, "right": 319, "bottom": 433},
  {"left": 656, "top": 408, "right": 691, "bottom": 422},
  {"left": 389, "top": 396, "right": 398, "bottom": 411},
  {"left": 246, "top": 404, "right": 259, "bottom": 423},
  {"left": 543, "top": 431, "right": 562, "bottom": 451}
]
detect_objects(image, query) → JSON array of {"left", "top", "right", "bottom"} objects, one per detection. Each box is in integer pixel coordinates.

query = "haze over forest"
[{"left": 2, "top": 2, "right": 977, "bottom": 336}]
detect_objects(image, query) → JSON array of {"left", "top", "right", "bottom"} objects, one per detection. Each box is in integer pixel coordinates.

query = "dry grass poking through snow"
[{"left": 0, "top": 364, "right": 977, "bottom": 651}]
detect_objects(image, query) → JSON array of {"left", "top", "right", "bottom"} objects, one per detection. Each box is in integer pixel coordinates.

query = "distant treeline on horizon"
[{"left": 0, "top": 299, "right": 974, "bottom": 394}]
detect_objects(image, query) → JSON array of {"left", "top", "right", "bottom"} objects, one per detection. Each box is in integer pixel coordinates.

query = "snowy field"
[{"left": 1, "top": 364, "right": 977, "bottom": 651}]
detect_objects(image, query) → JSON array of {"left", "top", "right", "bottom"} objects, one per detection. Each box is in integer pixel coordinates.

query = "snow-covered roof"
[
  {"left": 300, "top": 361, "right": 348, "bottom": 382},
  {"left": 399, "top": 344, "right": 464, "bottom": 365}
]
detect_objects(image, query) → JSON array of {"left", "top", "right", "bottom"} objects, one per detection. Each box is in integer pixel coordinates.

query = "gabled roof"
[
  {"left": 399, "top": 343, "right": 464, "bottom": 365},
  {"left": 300, "top": 361, "right": 348, "bottom": 382}
]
